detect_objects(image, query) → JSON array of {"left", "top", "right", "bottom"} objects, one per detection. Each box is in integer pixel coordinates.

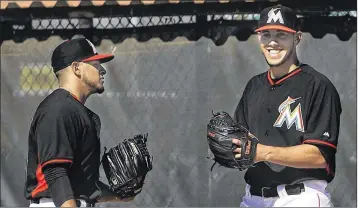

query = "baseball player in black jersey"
[
  {"left": 24, "top": 38, "right": 135, "bottom": 207},
  {"left": 232, "top": 5, "right": 342, "bottom": 207}
]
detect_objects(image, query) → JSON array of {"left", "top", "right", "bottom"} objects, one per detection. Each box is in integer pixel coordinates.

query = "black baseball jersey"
[
  {"left": 24, "top": 88, "right": 102, "bottom": 201},
  {"left": 234, "top": 64, "right": 341, "bottom": 188}
]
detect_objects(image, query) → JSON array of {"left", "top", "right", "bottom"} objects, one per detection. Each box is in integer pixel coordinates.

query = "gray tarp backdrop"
[{"left": 1, "top": 33, "right": 356, "bottom": 207}]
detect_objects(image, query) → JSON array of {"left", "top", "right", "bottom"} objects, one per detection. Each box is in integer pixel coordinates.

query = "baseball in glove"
[
  {"left": 206, "top": 111, "right": 259, "bottom": 171},
  {"left": 101, "top": 133, "right": 153, "bottom": 199}
]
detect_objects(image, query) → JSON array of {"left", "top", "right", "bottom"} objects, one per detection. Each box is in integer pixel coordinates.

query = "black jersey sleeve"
[
  {"left": 302, "top": 81, "right": 342, "bottom": 168},
  {"left": 35, "top": 109, "right": 78, "bottom": 167},
  {"left": 234, "top": 79, "right": 253, "bottom": 129},
  {"left": 43, "top": 163, "right": 75, "bottom": 206}
]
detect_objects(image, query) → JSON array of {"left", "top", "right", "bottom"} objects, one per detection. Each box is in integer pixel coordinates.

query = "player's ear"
[
  {"left": 71, "top": 62, "right": 82, "bottom": 77},
  {"left": 294, "top": 31, "right": 302, "bottom": 45}
]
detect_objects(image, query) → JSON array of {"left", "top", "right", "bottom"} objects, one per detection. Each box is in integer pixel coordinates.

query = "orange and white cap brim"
[
  {"left": 255, "top": 25, "right": 296, "bottom": 33},
  {"left": 82, "top": 53, "right": 114, "bottom": 63}
]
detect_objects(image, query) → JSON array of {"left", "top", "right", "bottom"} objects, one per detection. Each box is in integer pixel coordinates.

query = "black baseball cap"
[
  {"left": 255, "top": 5, "right": 297, "bottom": 33},
  {"left": 51, "top": 38, "right": 114, "bottom": 72}
]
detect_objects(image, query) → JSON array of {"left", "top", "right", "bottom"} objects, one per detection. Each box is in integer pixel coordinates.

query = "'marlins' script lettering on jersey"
[
  {"left": 267, "top": 8, "right": 284, "bottom": 24},
  {"left": 273, "top": 96, "right": 305, "bottom": 132}
]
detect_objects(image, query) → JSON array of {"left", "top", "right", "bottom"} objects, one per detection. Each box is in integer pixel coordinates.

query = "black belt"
[
  {"left": 250, "top": 183, "right": 305, "bottom": 198},
  {"left": 30, "top": 198, "right": 43, "bottom": 204},
  {"left": 30, "top": 198, "right": 95, "bottom": 207}
]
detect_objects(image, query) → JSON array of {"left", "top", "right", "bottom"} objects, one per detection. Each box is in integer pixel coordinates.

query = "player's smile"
[{"left": 264, "top": 47, "right": 286, "bottom": 59}]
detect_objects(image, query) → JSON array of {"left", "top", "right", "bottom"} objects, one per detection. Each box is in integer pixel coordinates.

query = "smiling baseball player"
[{"left": 231, "top": 4, "right": 342, "bottom": 207}]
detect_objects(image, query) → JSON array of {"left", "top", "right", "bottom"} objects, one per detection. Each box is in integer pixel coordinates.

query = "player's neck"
[
  {"left": 59, "top": 84, "right": 89, "bottom": 104},
  {"left": 269, "top": 58, "right": 299, "bottom": 79}
]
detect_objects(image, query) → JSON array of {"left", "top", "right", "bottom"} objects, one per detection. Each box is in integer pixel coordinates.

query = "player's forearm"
[
  {"left": 61, "top": 199, "right": 77, "bottom": 207},
  {"left": 95, "top": 181, "right": 135, "bottom": 203},
  {"left": 256, "top": 144, "right": 326, "bottom": 169}
]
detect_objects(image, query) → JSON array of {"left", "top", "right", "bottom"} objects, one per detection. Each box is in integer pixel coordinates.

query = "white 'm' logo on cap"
[
  {"left": 267, "top": 8, "right": 284, "bottom": 24},
  {"left": 86, "top": 39, "right": 97, "bottom": 54}
]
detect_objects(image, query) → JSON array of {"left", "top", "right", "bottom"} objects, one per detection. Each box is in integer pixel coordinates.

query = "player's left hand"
[
  {"left": 232, "top": 132, "right": 260, "bottom": 162},
  {"left": 232, "top": 138, "right": 242, "bottom": 158}
]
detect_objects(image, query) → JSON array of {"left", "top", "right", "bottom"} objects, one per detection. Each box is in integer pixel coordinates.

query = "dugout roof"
[
  {"left": 0, "top": 0, "right": 356, "bottom": 45},
  {"left": 0, "top": 0, "right": 356, "bottom": 10}
]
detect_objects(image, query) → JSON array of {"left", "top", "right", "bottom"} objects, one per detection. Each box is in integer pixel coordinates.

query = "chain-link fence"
[{"left": 1, "top": 10, "right": 357, "bottom": 207}]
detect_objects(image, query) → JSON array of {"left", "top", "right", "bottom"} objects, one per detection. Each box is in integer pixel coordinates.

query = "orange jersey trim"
[
  {"left": 31, "top": 159, "right": 73, "bottom": 198},
  {"left": 68, "top": 92, "right": 82, "bottom": 103},
  {"left": 267, "top": 68, "right": 302, "bottom": 86},
  {"left": 325, "top": 163, "right": 335, "bottom": 176},
  {"left": 303, "top": 139, "right": 337, "bottom": 149}
]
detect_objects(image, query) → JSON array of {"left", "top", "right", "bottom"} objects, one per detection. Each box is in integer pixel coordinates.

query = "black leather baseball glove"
[
  {"left": 101, "top": 133, "right": 153, "bottom": 199},
  {"left": 207, "top": 111, "right": 259, "bottom": 171}
]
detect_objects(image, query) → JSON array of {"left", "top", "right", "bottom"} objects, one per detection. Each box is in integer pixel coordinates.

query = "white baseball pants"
[
  {"left": 240, "top": 180, "right": 334, "bottom": 207},
  {"left": 29, "top": 198, "right": 90, "bottom": 207}
]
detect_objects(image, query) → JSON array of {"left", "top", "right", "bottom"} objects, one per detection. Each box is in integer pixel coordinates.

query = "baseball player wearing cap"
[
  {"left": 24, "top": 38, "right": 134, "bottom": 207},
  {"left": 232, "top": 5, "right": 341, "bottom": 207}
]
